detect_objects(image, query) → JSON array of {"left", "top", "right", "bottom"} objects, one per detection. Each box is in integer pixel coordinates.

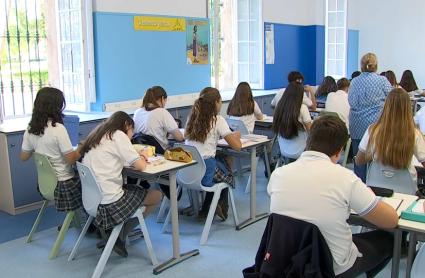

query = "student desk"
[
  {"left": 123, "top": 159, "right": 199, "bottom": 275},
  {"left": 218, "top": 138, "right": 271, "bottom": 230}
]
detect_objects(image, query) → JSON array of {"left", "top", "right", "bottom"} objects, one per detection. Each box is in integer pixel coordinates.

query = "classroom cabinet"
[{"left": 78, "top": 121, "right": 101, "bottom": 142}]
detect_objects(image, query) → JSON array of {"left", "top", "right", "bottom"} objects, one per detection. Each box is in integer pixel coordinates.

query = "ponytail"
[{"left": 142, "top": 86, "right": 167, "bottom": 111}]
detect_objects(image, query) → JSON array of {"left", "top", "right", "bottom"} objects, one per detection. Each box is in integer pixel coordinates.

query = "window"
[
  {"left": 325, "top": 0, "right": 347, "bottom": 79},
  {"left": 0, "top": 0, "right": 94, "bottom": 118},
  {"left": 209, "top": 0, "right": 263, "bottom": 90}
]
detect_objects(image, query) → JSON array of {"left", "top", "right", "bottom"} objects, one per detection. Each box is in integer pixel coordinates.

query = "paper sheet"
[
  {"left": 265, "top": 24, "right": 275, "bottom": 64},
  {"left": 412, "top": 199, "right": 425, "bottom": 214}
]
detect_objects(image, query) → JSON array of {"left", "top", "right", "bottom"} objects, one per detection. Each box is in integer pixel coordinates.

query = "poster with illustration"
[{"left": 186, "top": 19, "right": 209, "bottom": 65}]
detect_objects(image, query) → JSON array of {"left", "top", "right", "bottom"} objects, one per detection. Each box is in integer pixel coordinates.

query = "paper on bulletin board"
[
  {"left": 265, "top": 24, "right": 275, "bottom": 64},
  {"left": 134, "top": 16, "right": 186, "bottom": 32},
  {"left": 186, "top": 19, "right": 209, "bottom": 65}
]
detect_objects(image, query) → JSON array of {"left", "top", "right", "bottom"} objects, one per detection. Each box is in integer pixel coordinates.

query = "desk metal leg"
[
  {"left": 263, "top": 145, "right": 271, "bottom": 179},
  {"left": 392, "top": 229, "right": 402, "bottom": 278},
  {"left": 236, "top": 146, "right": 268, "bottom": 230},
  {"left": 153, "top": 171, "right": 199, "bottom": 274},
  {"left": 406, "top": 232, "right": 417, "bottom": 278}
]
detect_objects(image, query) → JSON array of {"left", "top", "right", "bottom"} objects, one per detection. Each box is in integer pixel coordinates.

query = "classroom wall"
[
  {"left": 263, "top": 0, "right": 324, "bottom": 26},
  {"left": 348, "top": 0, "right": 425, "bottom": 88}
]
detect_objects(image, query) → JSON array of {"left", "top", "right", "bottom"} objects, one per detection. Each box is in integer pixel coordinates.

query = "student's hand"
[
  {"left": 138, "top": 149, "right": 149, "bottom": 162},
  {"left": 233, "top": 131, "right": 241, "bottom": 140},
  {"left": 304, "top": 85, "right": 314, "bottom": 95}
]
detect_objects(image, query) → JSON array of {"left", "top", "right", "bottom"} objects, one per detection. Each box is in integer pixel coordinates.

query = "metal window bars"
[{"left": 0, "top": 0, "right": 48, "bottom": 117}]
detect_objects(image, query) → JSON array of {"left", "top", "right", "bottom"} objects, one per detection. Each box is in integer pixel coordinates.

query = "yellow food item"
[{"left": 133, "top": 144, "right": 155, "bottom": 157}]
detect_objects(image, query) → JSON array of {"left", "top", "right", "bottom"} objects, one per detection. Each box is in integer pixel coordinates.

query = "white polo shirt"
[
  {"left": 325, "top": 90, "right": 350, "bottom": 128},
  {"left": 359, "top": 127, "right": 425, "bottom": 190},
  {"left": 186, "top": 115, "right": 232, "bottom": 158},
  {"left": 271, "top": 88, "right": 313, "bottom": 108},
  {"left": 82, "top": 130, "right": 141, "bottom": 204},
  {"left": 21, "top": 121, "right": 75, "bottom": 181},
  {"left": 133, "top": 107, "right": 179, "bottom": 150},
  {"left": 228, "top": 101, "right": 263, "bottom": 133},
  {"left": 268, "top": 151, "right": 378, "bottom": 275},
  {"left": 277, "top": 104, "right": 312, "bottom": 158}
]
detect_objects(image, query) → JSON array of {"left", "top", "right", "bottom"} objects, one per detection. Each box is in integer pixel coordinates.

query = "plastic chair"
[
  {"left": 68, "top": 163, "right": 157, "bottom": 278},
  {"left": 161, "top": 144, "right": 239, "bottom": 245},
  {"left": 26, "top": 153, "right": 77, "bottom": 259},
  {"left": 226, "top": 118, "right": 250, "bottom": 136},
  {"left": 277, "top": 131, "right": 307, "bottom": 162},
  {"left": 366, "top": 161, "right": 417, "bottom": 195},
  {"left": 412, "top": 244, "right": 425, "bottom": 278},
  {"left": 342, "top": 137, "right": 352, "bottom": 168}
]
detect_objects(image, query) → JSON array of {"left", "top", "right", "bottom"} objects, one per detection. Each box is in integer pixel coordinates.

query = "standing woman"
[
  {"left": 227, "top": 82, "right": 264, "bottom": 133},
  {"left": 273, "top": 82, "right": 312, "bottom": 160},
  {"left": 400, "top": 70, "right": 423, "bottom": 97},
  {"left": 348, "top": 53, "right": 392, "bottom": 182},
  {"left": 20, "top": 87, "right": 82, "bottom": 212},
  {"left": 355, "top": 88, "right": 425, "bottom": 194},
  {"left": 186, "top": 87, "right": 242, "bottom": 220}
]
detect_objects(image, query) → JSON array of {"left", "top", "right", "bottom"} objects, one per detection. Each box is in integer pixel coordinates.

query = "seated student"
[
  {"left": 400, "top": 70, "right": 424, "bottom": 97},
  {"left": 21, "top": 87, "right": 82, "bottom": 213},
  {"left": 356, "top": 88, "right": 425, "bottom": 193},
  {"left": 185, "top": 87, "right": 242, "bottom": 220},
  {"left": 133, "top": 86, "right": 184, "bottom": 151},
  {"left": 351, "top": 70, "right": 361, "bottom": 80},
  {"left": 81, "top": 111, "right": 162, "bottom": 257},
  {"left": 271, "top": 71, "right": 316, "bottom": 110},
  {"left": 227, "top": 82, "right": 264, "bottom": 133},
  {"left": 385, "top": 70, "right": 399, "bottom": 88},
  {"left": 325, "top": 78, "right": 350, "bottom": 128},
  {"left": 414, "top": 105, "right": 425, "bottom": 134},
  {"left": 315, "top": 76, "right": 337, "bottom": 104},
  {"left": 268, "top": 115, "right": 398, "bottom": 277},
  {"left": 273, "top": 83, "right": 312, "bottom": 160}
]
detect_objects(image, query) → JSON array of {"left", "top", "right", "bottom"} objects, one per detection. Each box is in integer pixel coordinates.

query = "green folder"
[{"left": 401, "top": 200, "right": 425, "bottom": 223}]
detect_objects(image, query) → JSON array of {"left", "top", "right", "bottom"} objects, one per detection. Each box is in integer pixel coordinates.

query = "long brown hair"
[
  {"left": 227, "top": 82, "right": 254, "bottom": 116},
  {"left": 399, "top": 70, "right": 419, "bottom": 92},
  {"left": 272, "top": 83, "right": 304, "bottom": 139},
  {"left": 185, "top": 87, "right": 221, "bottom": 143},
  {"left": 385, "top": 70, "right": 398, "bottom": 87},
  {"left": 80, "top": 111, "right": 134, "bottom": 156},
  {"left": 142, "top": 86, "right": 167, "bottom": 111},
  {"left": 366, "top": 88, "right": 415, "bottom": 168}
]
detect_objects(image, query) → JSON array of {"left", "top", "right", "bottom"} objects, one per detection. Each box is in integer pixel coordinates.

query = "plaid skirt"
[
  {"left": 54, "top": 176, "right": 83, "bottom": 212},
  {"left": 95, "top": 184, "right": 147, "bottom": 230},
  {"left": 213, "top": 154, "right": 234, "bottom": 188}
]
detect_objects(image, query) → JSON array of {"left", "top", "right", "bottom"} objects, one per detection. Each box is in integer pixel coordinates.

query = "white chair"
[
  {"left": 68, "top": 162, "right": 157, "bottom": 278},
  {"left": 411, "top": 244, "right": 425, "bottom": 278},
  {"left": 161, "top": 144, "right": 239, "bottom": 245},
  {"left": 277, "top": 131, "right": 307, "bottom": 162},
  {"left": 366, "top": 161, "right": 417, "bottom": 195}
]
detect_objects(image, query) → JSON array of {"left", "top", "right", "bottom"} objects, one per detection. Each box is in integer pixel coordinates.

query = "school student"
[
  {"left": 273, "top": 82, "right": 312, "bottom": 160},
  {"left": 325, "top": 78, "right": 350, "bottom": 128},
  {"left": 400, "top": 70, "right": 423, "bottom": 97},
  {"left": 81, "top": 111, "right": 162, "bottom": 257},
  {"left": 385, "top": 70, "right": 399, "bottom": 88},
  {"left": 133, "top": 86, "right": 184, "bottom": 150},
  {"left": 227, "top": 82, "right": 264, "bottom": 133},
  {"left": 20, "top": 87, "right": 82, "bottom": 212},
  {"left": 268, "top": 115, "right": 398, "bottom": 277},
  {"left": 315, "top": 76, "right": 337, "bottom": 104},
  {"left": 355, "top": 88, "right": 425, "bottom": 193},
  {"left": 185, "top": 87, "right": 242, "bottom": 220},
  {"left": 271, "top": 71, "right": 317, "bottom": 110}
]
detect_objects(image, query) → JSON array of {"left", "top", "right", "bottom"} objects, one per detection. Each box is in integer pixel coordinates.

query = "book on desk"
[{"left": 401, "top": 199, "right": 425, "bottom": 223}]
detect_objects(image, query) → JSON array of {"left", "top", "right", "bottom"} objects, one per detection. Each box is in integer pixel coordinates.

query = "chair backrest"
[
  {"left": 226, "top": 118, "right": 249, "bottom": 136},
  {"left": 366, "top": 161, "right": 417, "bottom": 195},
  {"left": 76, "top": 162, "right": 103, "bottom": 217},
  {"left": 277, "top": 131, "right": 308, "bottom": 160},
  {"left": 174, "top": 144, "right": 206, "bottom": 190},
  {"left": 412, "top": 244, "right": 425, "bottom": 278},
  {"left": 33, "top": 153, "right": 58, "bottom": 201},
  {"left": 132, "top": 132, "right": 165, "bottom": 154}
]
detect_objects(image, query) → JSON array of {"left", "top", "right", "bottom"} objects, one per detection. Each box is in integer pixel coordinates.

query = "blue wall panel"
[
  {"left": 92, "top": 12, "right": 211, "bottom": 111},
  {"left": 347, "top": 29, "right": 360, "bottom": 77}
]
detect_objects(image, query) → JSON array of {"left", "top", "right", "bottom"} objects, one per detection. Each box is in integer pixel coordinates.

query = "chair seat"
[{"left": 200, "top": 182, "right": 229, "bottom": 192}]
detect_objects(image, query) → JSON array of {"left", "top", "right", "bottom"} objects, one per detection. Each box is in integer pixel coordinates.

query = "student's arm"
[
  {"left": 224, "top": 131, "right": 242, "bottom": 151},
  {"left": 350, "top": 178, "right": 398, "bottom": 229},
  {"left": 170, "top": 129, "right": 184, "bottom": 142},
  {"left": 355, "top": 150, "right": 369, "bottom": 166},
  {"left": 253, "top": 101, "right": 264, "bottom": 120},
  {"left": 20, "top": 131, "right": 33, "bottom": 161},
  {"left": 304, "top": 122, "right": 312, "bottom": 132},
  {"left": 300, "top": 105, "right": 312, "bottom": 132},
  {"left": 132, "top": 154, "right": 147, "bottom": 171},
  {"left": 116, "top": 131, "right": 147, "bottom": 171},
  {"left": 64, "top": 150, "right": 81, "bottom": 164},
  {"left": 355, "top": 129, "right": 371, "bottom": 165},
  {"left": 20, "top": 151, "right": 32, "bottom": 161},
  {"left": 362, "top": 201, "right": 399, "bottom": 229},
  {"left": 304, "top": 85, "right": 317, "bottom": 110}
]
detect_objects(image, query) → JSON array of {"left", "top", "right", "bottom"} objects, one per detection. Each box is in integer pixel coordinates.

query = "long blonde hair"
[{"left": 367, "top": 88, "right": 415, "bottom": 168}]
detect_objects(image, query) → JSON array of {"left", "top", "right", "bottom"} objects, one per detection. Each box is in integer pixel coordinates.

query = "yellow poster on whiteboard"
[{"left": 134, "top": 16, "right": 186, "bottom": 32}]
